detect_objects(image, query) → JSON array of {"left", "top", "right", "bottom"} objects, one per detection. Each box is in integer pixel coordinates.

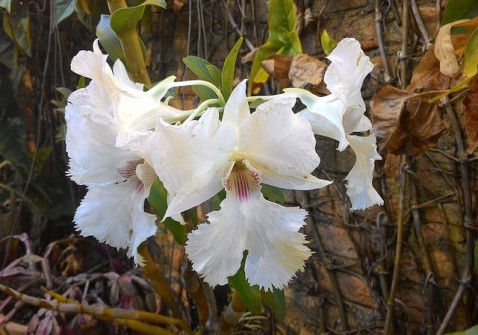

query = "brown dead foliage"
[
  {"left": 370, "top": 85, "right": 446, "bottom": 156},
  {"left": 261, "top": 53, "right": 329, "bottom": 93},
  {"left": 464, "top": 91, "right": 478, "bottom": 154},
  {"left": 407, "top": 48, "right": 451, "bottom": 93}
]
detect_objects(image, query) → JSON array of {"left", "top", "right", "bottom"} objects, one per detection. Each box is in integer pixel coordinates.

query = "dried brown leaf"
[
  {"left": 407, "top": 47, "right": 451, "bottom": 92},
  {"left": 288, "top": 53, "right": 327, "bottom": 88},
  {"left": 370, "top": 85, "right": 446, "bottom": 156},
  {"left": 464, "top": 92, "right": 478, "bottom": 154},
  {"left": 434, "top": 20, "right": 469, "bottom": 78},
  {"left": 261, "top": 55, "right": 292, "bottom": 88},
  {"left": 261, "top": 53, "right": 328, "bottom": 91}
]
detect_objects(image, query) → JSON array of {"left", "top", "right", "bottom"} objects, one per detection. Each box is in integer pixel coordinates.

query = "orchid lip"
[{"left": 222, "top": 162, "right": 261, "bottom": 202}]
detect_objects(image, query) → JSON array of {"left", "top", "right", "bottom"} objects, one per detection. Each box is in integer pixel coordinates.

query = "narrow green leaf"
[
  {"left": 183, "top": 56, "right": 222, "bottom": 87},
  {"left": 229, "top": 267, "right": 262, "bottom": 315},
  {"left": 222, "top": 37, "right": 243, "bottom": 100},
  {"left": 110, "top": 0, "right": 166, "bottom": 36},
  {"left": 248, "top": 0, "right": 301, "bottom": 94},
  {"left": 464, "top": 26, "right": 478, "bottom": 77},
  {"left": 445, "top": 324, "right": 478, "bottom": 335},
  {"left": 268, "top": 0, "right": 297, "bottom": 41},
  {"left": 428, "top": 74, "right": 476, "bottom": 103},
  {"left": 7, "top": 1, "right": 31, "bottom": 56},
  {"left": 248, "top": 40, "right": 283, "bottom": 94},
  {"left": 321, "top": 29, "right": 338, "bottom": 56},
  {"left": 96, "top": 14, "right": 125, "bottom": 63},
  {"left": 51, "top": 0, "right": 75, "bottom": 29},
  {"left": 0, "top": 29, "right": 17, "bottom": 70},
  {"left": 261, "top": 185, "right": 285, "bottom": 203},
  {"left": 0, "top": 116, "right": 28, "bottom": 169},
  {"left": 0, "top": 0, "right": 11, "bottom": 13},
  {"left": 191, "top": 86, "right": 216, "bottom": 101},
  {"left": 442, "top": 0, "right": 478, "bottom": 25},
  {"left": 148, "top": 179, "right": 186, "bottom": 245},
  {"left": 75, "top": 0, "right": 109, "bottom": 30},
  {"left": 261, "top": 288, "right": 286, "bottom": 321}
]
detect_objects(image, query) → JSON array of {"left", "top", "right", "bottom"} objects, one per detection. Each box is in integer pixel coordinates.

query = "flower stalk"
[{"left": 107, "top": 0, "right": 151, "bottom": 85}]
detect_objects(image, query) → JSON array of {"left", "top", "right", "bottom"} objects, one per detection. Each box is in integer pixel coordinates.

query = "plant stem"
[
  {"left": 107, "top": 0, "right": 151, "bottom": 85},
  {"left": 436, "top": 98, "right": 475, "bottom": 335},
  {"left": 384, "top": 156, "right": 408, "bottom": 335}
]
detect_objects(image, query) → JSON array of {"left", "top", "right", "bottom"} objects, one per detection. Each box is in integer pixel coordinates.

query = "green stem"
[
  {"left": 119, "top": 30, "right": 151, "bottom": 85},
  {"left": 107, "top": 0, "right": 127, "bottom": 13},
  {"left": 148, "top": 80, "right": 225, "bottom": 106},
  {"left": 185, "top": 99, "right": 222, "bottom": 122},
  {"left": 107, "top": 0, "right": 151, "bottom": 86}
]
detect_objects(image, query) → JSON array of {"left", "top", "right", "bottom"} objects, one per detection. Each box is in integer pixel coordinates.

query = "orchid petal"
[
  {"left": 350, "top": 114, "right": 372, "bottom": 133},
  {"left": 74, "top": 180, "right": 157, "bottom": 265},
  {"left": 325, "top": 38, "right": 373, "bottom": 131},
  {"left": 244, "top": 198, "right": 311, "bottom": 291},
  {"left": 70, "top": 40, "right": 111, "bottom": 82},
  {"left": 284, "top": 88, "right": 349, "bottom": 151},
  {"left": 150, "top": 109, "right": 234, "bottom": 218},
  {"left": 221, "top": 80, "right": 250, "bottom": 127},
  {"left": 239, "top": 98, "right": 329, "bottom": 190},
  {"left": 185, "top": 195, "right": 246, "bottom": 286},
  {"left": 186, "top": 189, "right": 311, "bottom": 290},
  {"left": 65, "top": 96, "right": 136, "bottom": 185},
  {"left": 325, "top": 38, "right": 373, "bottom": 108},
  {"left": 345, "top": 134, "right": 383, "bottom": 210}
]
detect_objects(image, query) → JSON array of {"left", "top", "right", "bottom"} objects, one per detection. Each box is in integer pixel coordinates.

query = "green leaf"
[
  {"left": 428, "top": 74, "right": 476, "bottom": 103},
  {"left": 0, "top": 116, "right": 28, "bottom": 169},
  {"left": 0, "top": 0, "right": 11, "bottom": 13},
  {"left": 183, "top": 56, "right": 222, "bottom": 100},
  {"left": 6, "top": 0, "right": 31, "bottom": 56},
  {"left": 75, "top": 0, "right": 109, "bottom": 30},
  {"left": 464, "top": 26, "right": 478, "bottom": 77},
  {"left": 30, "top": 147, "right": 52, "bottom": 173},
  {"left": 96, "top": 14, "right": 125, "bottom": 63},
  {"left": 222, "top": 37, "right": 243, "bottom": 100},
  {"left": 261, "top": 288, "right": 286, "bottom": 321},
  {"left": 110, "top": 0, "right": 166, "bottom": 36},
  {"left": 321, "top": 29, "right": 338, "bottom": 56},
  {"left": 183, "top": 56, "right": 222, "bottom": 87},
  {"left": 248, "top": 40, "right": 284, "bottom": 95},
  {"left": 148, "top": 179, "right": 186, "bottom": 245},
  {"left": 261, "top": 185, "right": 285, "bottom": 203},
  {"left": 0, "top": 28, "right": 17, "bottom": 70},
  {"left": 247, "top": 0, "right": 301, "bottom": 94},
  {"left": 442, "top": 0, "right": 478, "bottom": 25},
  {"left": 51, "top": 0, "right": 75, "bottom": 29},
  {"left": 268, "top": 0, "right": 297, "bottom": 42},
  {"left": 445, "top": 324, "right": 478, "bottom": 335},
  {"left": 229, "top": 266, "right": 262, "bottom": 314}
]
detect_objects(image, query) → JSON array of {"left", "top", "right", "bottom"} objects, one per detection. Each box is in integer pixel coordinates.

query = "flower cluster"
[{"left": 65, "top": 38, "right": 382, "bottom": 290}]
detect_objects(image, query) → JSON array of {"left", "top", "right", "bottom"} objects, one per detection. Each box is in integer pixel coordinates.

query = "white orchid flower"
[
  {"left": 65, "top": 40, "right": 172, "bottom": 265},
  {"left": 283, "top": 38, "right": 383, "bottom": 210},
  {"left": 149, "top": 80, "right": 330, "bottom": 290}
]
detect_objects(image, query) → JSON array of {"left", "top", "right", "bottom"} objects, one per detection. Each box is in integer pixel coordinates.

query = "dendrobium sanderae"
[
  {"left": 148, "top": 80, "right": 331, "bottom": 290},
  {"left": 66, "top": 35, "right": 383, "bottom": 292},
  {"left": 283, "top": 38, "right": 383, "bottom": 210},
  {"left": 65, "top": 40, "right": 172, "bottom": 265}
]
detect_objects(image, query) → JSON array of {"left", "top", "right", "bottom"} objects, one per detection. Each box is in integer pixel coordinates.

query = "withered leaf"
[
  {"left": 289, "top": 53, "right": 327, "bottom": 89},
  {"left": 261, "top": 54, "right": 292, "bottom": 89},
  {"left": 407, "top": 47, "right": 451, "bottom": 93},
  {"left": 435, "top": 19, "right": 469, "bottom": 78},
  {"left": 261, "top": 53, "right": 328, "bottom": 92},
  {"left": 464, "top": 92, "right": 478, "bottom": 154},
  {"left": 370, "top": 85, "right": 446, "bottom": 156}
]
